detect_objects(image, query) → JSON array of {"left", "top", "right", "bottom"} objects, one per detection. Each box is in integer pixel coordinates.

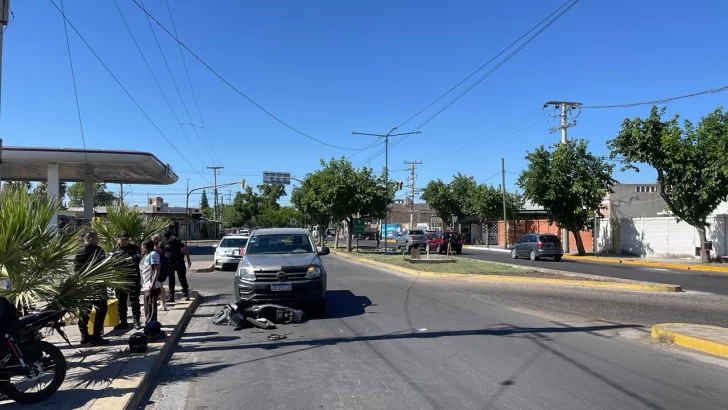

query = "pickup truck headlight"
[
  {"left": 306, "top": 264, "right": 322, "bottom": 278},
  {"left": 237, "top": 260, "right": 256, "bottom": 281}
]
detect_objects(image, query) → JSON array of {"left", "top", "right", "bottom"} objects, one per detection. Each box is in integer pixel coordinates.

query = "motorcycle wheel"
[{"left": 0, "top": 340, "right": 67, "bottom": 404}]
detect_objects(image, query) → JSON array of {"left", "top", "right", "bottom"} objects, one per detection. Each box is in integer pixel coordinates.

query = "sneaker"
[
  {"left": 113, "top": 322, "right": 129, "bottom": 331},
  {"left": 89, "top": 335, "right": 110, "bottom": 346}
]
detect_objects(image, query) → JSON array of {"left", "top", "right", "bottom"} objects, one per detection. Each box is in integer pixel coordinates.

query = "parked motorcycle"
[{"left": 0, "top": 309, "right": 69, "bottom": 404}]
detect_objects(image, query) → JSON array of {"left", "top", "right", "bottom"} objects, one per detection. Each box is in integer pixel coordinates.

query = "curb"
[
  {"left": 88, "top": 291, "right": 202, "bottom": 410},
  {"left": 563, "top": 255, "right": 728, "bottom": 274},
  {"left": 651, "top": 323, "right": 728, "bottom": 359},
  {"left": 332, "top": 251, "right": 682, "bottom": 292},
  {"left": 189, "top": 262, "right": 214, "bottom": 273},
  {"left": 463, "top": 245, "right": 510, "bottom": 253}
]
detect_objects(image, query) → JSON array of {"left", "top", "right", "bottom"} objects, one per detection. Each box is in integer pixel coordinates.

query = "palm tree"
[
  {"left": 92, "top": 204, "right": 172, "bottom": 251},
  {"left": 0, "top": 187, "right": 132, "bottom": 315}
]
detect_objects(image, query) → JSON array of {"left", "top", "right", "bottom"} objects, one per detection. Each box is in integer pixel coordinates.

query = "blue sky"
[{"left": 3, "top": 0, "right": 727, "bottom": 207}]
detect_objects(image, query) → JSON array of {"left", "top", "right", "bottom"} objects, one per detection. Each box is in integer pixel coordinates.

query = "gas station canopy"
[{"left": 0, "top": 146, "right": 178, "bottom": 184}]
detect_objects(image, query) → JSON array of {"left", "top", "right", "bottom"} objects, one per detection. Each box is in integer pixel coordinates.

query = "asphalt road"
[{"left": 145, "top": 252, "right": 728, "bottom": 409}]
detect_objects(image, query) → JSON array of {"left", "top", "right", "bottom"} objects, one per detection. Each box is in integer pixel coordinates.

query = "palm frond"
[{"left": 92, "top": 205, "right": 171, "bottom": 250}]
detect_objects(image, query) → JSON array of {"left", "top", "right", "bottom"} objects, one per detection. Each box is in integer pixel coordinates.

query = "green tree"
[
  {"left": 471, "top": 184, "right": 523, "bottom": 246},
  {"left": 31, "top": 182, "right": 68, "bottom": 207},
  {"left": 67, "top": 182, "right": 117, "bottom": 207},
  {"left": 2, "top": 181, "right": 31, "bottom": 193},
  {"left": 292, "top": 158, "right": 394, "bottom": 251},
  {"left": 200, "top": 190, "right": 210, "bottom": 209},
  {"left": 608, "top": 106, "right": 728, "bottom": 262},
  {"left": 257, "top": 183, "right": 287, "bottom": 211},
  {"left": 92, "top": 204, "right": 171, "bottom": 251},
  {"left": 256, "top": 206, "right": 303, "bottom": 228},
  {"left": 421, "top": 180, "right": 457, "bottom": 230},
  {"left": 518, "top": 139, "right": 616, "bottom": 255}
]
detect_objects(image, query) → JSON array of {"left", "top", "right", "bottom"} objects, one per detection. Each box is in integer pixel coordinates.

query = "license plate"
[{"left": 271, "top": 283, "right": 292, "bottom": 291}]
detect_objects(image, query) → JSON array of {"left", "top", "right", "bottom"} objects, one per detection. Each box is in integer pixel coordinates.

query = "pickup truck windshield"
[{"left": 246, "top": 234, "right": 314, "bottom": 254}]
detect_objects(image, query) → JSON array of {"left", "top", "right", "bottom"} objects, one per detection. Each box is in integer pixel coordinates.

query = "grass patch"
[{"left": 340, "top": 250, "right": 602, "bottom": 281}]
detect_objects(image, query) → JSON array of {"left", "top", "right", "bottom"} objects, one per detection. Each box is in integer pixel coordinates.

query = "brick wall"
[{"left": 497, "top": 220, "right": 593, "bottom": 252}]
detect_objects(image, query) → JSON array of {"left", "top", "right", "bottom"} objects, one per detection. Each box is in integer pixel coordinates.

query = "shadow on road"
[{"left": 325, "top": 290, "right": 373, "bottom": 319}]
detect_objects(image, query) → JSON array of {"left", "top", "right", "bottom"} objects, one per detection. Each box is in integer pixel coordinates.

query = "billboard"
[
  {"left": 263, "top": 171, "right": 291, "bottom": 185},
  {"left": 382, "top": 224, "right": 401, "bottom": 238}
]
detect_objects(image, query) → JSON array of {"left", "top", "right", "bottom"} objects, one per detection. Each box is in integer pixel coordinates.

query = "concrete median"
[{"left": 651, "top": 323, "right": 728, "bottom": 359}]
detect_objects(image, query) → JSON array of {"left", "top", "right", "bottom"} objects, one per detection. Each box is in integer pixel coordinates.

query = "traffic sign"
[
  {"left": 263, "top": 171, "right": 291, "bottom": 185},
  {"left": 289, "top": 218, "right": 297, "bottom": 226},
  {"left": 353, "top": 218, "right": 365, "bottom": 234}
]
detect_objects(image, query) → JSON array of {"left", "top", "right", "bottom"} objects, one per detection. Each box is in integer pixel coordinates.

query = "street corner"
[
  {"left": 651, "top": 323, "right": 728, "bottom": 359},
  {"left": 86, "top": 291, "right": 202, "bottom": 410}
]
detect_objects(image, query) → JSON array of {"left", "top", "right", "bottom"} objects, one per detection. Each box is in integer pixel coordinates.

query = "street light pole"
[
  {"left": 352, "top": 127, "right": 422, "bottom": 253},
  {"left": 185, "top": 179, "right": 244, "bottom": 243}
]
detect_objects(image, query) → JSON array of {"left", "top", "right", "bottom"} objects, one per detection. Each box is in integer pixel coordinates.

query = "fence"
[{"left": 597, "top": 215, "right": 728, "bottom": 258}]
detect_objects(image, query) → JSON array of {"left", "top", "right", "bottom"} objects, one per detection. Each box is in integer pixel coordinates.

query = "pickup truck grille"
[{"left": 255, "top": 265, "right": 310, "bottom": 282}]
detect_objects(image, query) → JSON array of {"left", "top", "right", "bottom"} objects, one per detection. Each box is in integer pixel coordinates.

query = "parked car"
[
  {"left": 511, "top": 233, "right": 563, "bottom": 261},
  {"left": 427, "top": 231, "right": 463, "bottom": 254},
  {"left": 213, "top": 235, "right": 249, "bottom": 270},
  {"left": 233, "top": 228, "right": 329, "bottom": 316},
  {"left": 395, "top": 229, "right": 427, "bottom": 252}
]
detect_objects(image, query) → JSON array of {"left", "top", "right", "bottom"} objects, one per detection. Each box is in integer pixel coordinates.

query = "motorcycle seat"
[{"left": 6, "top": 311, "right": 57, "bottom": 334}]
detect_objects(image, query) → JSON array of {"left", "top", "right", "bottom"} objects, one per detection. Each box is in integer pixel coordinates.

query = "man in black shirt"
[
  {"left": 74, "top": 232, "right": 109, "bottom": 346},
  {"left": 162, "top": 231, "right": 192, "bottom": 302},
  {"left": 111, "top": 231, "right": 143, "bottom": 330}
]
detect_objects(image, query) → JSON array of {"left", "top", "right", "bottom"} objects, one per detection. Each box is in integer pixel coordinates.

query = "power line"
[
  {"left": 581, "top": 85, "right": 728, "bottom": 109},
  {"left": 59, "top": 0, "right": 88, "bottom": 164},
  {"left": 396, "top": 0, "right": 576, "bottom": 130},
  {"left": 361, "top": 0, "right": 581, "bottom": 164},
  {"left": 132, "top": 0, "right": 368, "bottom": 152},
  {"left": 164, "top": 0, "right": 222, "bottom": 166},
  {"left": 49, "top": 0, "right": 207, "bottom": 181},
  {"left": 112, "top": 0, "right": 210, "bottom": 180},
  {"left": 137, "top": 0, "right": 217, "bottom": 168}
]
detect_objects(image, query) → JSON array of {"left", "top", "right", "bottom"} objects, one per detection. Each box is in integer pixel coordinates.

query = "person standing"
[
  {"left": 140, "top": 240, "right": 162, "bottom": 324},
  {"left": 161, "top": 231, "right": 192, "bottom": 302},
  {"left": 74, "top": 232, "right": 109, "bottom": 346},
  {"left": 111, "top": 231, "right": 143, "bottom": 330}
]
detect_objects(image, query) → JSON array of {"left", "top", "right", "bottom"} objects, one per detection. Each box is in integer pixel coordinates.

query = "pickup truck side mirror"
[{"left": 319, "top": 246, "right": 330, "bottom": 256}]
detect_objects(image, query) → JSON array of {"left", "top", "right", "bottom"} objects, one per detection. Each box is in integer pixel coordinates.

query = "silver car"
[
  {"left": 396, "top": 229, "right": 427, "bottom": 252},
  {"left": 233, "top": 228, "right": 330, "bottom": 316},
  {"left": 213, "top": 235, "right": 249, "bottom": 270}
]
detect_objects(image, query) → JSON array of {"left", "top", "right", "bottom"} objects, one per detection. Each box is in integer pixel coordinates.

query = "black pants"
[
  {"left": 116, "top": 274, "right": 141, "bottom": 321},
  {"left": 79, "top": 299, "right": 107, "bottom": 336},
  {"left": 168, "top": 262, "right": 189, "bottom": 296},
  {"left": 144, "top": 287, "right": 161, "bottom": 324}
]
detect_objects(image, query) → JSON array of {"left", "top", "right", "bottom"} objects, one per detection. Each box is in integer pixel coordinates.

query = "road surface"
[{"left": 145, "top": 251, "right": 728, "bottom": 409}]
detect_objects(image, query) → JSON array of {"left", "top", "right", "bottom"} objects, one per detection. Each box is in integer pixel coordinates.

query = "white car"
[{"left": 213, "top": 235, "right": 249, "bottom": 271}]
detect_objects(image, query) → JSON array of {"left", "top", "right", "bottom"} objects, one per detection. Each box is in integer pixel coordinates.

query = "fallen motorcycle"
[{"left": 0, "top": 309, "right": 69, "bottom": 404}]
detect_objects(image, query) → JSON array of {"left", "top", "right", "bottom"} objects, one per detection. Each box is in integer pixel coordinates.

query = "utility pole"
[
  {"left": 404, "top": 160, "right": 422, "bottom": 230},
  {"left": 352, "top": 127, "right": 422, "bottom": 252},
  {"left": 219, "top": 194, "right": 224, "bottom": 228},
  {"left": 502, "top": 158, "right": 507, "bottom": 249},
  {"left": 207, "top": 166, "right": 224, "bottom": 221},
  {"left": 119, "top": 184, "right": 124, "bottom": 205},
  {"left": 543, "top": 100, "right": 582, "bottom": 253},
  {"left": 0, "top": 1, "right": 10, "bottom": 184}
]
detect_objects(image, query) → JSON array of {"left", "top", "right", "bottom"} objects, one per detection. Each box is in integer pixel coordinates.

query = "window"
[
  {"left": 246, "top": 234, "right": 314, "bottom": 254},
  {"left": 219, "top": 237, "right": 248, "bottom": 248},
  {"left": 413, "top": 230, "right": 425, "bottom": 235},
  {"left": 539, "top": 235, "right": 560, "bottom": 243},
  {"left": 652, "top": 186, "right": 657, "bottom": 192}
]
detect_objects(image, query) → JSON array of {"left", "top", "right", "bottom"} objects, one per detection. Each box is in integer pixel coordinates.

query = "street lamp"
[{"left": 351, "top": 127, "right": 422, "bottom": 252}]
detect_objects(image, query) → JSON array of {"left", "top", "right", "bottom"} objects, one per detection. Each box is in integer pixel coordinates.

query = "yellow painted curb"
[
  {"left": 332, "top": 251, "right": 681, "bottom": 292},
  {"left": 564, "top": 255, "right": 728, "bottom": 274},
  {"left": 651, "top": 323, "right": 728, "bottom": 359}
]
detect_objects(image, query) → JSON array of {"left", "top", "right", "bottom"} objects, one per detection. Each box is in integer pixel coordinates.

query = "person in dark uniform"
[
  {"left": 161, "top": 231, "right": 191, "bottom": 302},
  {"left": 111, "top": 231, "right": 143, "bottom": 330},
  {"left": 74, "top": 232, "right": 109, "bottom": 346}
]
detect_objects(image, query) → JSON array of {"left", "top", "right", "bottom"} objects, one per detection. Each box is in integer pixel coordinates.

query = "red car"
[{"left": 427, "top": 231, "right": 463, "bottom": 254}]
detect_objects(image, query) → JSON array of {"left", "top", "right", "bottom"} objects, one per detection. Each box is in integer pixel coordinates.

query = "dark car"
[
  {"left": 511, "top": 233, "right": 563, "bottom": 261},
  {"left": 233, "top": 228, "right": 329, "bottom": 316},
  {"left": 427, "top": 231, "right": 463, "bottom": 254}
]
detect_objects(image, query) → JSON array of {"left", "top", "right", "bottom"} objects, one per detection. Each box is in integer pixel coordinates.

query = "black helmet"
[{"left": 129, "top": 332, "right": 148, "bottom": 353}]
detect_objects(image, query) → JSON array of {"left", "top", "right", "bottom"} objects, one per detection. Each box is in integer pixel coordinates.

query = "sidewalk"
[
  {"left": 189, "top": 260, "right": 213, "bottom": 273},
  {"left": 652, "top": 323, "right": 728, "bottom": 359},
  {"left": 0, "top": 292, "right": 200, "bottom": 410},
  {"left": 464, "top": 245, "right": 728, "bottom": 274}
]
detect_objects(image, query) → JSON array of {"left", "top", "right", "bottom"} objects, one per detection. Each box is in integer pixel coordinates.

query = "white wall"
[{"left": 598, "top": 215, "right": 727, "bottom": 258}]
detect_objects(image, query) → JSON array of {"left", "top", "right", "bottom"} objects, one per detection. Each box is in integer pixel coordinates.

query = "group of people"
[{"left": 74, "top": 230, "right": 192, "bottom": 346}]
